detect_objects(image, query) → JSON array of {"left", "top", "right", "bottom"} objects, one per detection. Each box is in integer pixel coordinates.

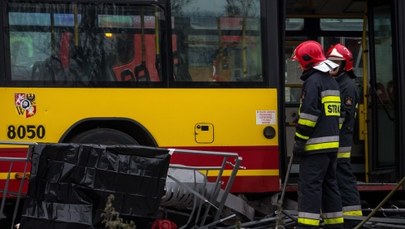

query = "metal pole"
[
  {"left": 354, "top": 176, "right": 405, "bottom": 229},
  {"left": 276, "top": 155, "right": 294, "bottom": 227}
]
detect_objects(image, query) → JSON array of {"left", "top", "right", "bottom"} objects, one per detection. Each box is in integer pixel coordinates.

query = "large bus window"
[
  {"left": 372, "top": 5, "right": 396, "bottom": 168},
  {"left": 8, "top": 3, "right": 161, "bottom": 84},
  {"left": 171, "top": 0, "right": 262, "bottom": 82}
]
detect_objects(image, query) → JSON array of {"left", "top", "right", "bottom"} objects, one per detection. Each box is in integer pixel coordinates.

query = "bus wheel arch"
[{"left": 60, "top": 118, "right": 158, "bottom": 146}]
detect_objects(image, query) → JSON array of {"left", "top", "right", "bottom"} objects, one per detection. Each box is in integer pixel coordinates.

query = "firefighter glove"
[{"left": 293, "top": 141, "right": 306, "bottom": 157}]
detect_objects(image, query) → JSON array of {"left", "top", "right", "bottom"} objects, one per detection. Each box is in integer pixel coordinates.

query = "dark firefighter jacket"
[
  {"left": 336, "top": 72, "right": 359, "bottom": 158},
  {"left": 295, "top": 69, "right": 341, "bottom": 154}
]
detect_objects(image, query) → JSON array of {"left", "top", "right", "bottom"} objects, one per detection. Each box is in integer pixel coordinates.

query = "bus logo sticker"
[
  {"left": 15, "top": 93, "right": 36, "bottom": 118},
  {"left": 256, "top": 110, "right": 276, "bottom": 125}
]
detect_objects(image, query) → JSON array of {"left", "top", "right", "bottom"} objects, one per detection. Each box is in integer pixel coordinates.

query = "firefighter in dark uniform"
[
  {"left": 292, "top": 40, "right": 344, "bottom": 228},
  {"left": 326, "top": 43, "right": 362, "bottom": 218}
]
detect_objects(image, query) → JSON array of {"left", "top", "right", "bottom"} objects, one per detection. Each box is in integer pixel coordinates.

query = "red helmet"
[
  {"left": 291, "top": 40, "right": 326, "bottom": 70},
  {"left": 326, "top": 43, "right": 353, "bottom": 71}
]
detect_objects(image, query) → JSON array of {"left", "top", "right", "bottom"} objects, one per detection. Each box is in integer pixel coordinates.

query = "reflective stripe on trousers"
[
  {"left": 343, "top": 205, "right": 363, "bottom": 216},
  {"left": 336, "top": 158, "right": 362, "bottom": 216},
  {"left": 322, "top": 211, "right": 344, "bottom": 225},
  {"left": 297, "top": 153, "right": 343, "bottom": 228},
  {"left": 337, "top": 146, "right": 351, "bottom": 158},
  {"left": 298, "top": 212, "right": 320, "bottom": 226}
]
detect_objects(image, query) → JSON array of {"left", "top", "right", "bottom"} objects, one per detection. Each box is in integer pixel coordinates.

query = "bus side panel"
[
  {"left": 0, "top": 88, "right": 278, "bottom": 194},
  {"left": 169, "top": 145, "right": 280, "bottom": 193}
]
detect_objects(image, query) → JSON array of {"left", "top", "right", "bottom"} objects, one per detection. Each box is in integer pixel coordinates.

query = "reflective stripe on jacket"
[{"left": 295, "top": 69, "right": 341, "bottom": 154}]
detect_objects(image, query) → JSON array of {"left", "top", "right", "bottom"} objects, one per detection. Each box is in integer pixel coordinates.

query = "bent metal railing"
[
  {"left": 0, "top": 141, "right": 35, "bottom": 229},
  {"left": 162, "top": 148, "right": 242, "bottom": 228},
  {"left": 0, "top": 142, "right": 242, "bottom": 229}
]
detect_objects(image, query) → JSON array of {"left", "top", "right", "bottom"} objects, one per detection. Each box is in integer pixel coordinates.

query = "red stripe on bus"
[
  {"left": 221, "top": 176, "right": 280, "bottom": 193},
  {"left": 0, "top": 148, "right": 31, "bottom": 173},
  {"left": 167, "top": 145, "right": 279, "bottom": 169},
  {"left": 0, "top": 147, "right": 29, "bottom": 157}
]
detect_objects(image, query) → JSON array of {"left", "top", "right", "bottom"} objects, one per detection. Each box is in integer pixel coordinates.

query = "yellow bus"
[
  {"left": 0, "top": 0, "right": 281, "bottom": 194},
  {"left": 2, "top": 1, "right": 405, "bottom": 228}
]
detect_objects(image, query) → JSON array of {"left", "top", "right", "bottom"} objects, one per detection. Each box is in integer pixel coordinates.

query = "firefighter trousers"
[
  {"left": 297, "top": 153, "right": 344, "bottom": 229},
  {"left": 336, "top": 158, "right": 362, "bottom": 216}
]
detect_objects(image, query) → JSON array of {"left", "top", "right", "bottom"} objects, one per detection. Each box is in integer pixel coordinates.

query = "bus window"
[
  {"left": 171, "top": 0, "right": 262, "bottom": 82},
  {"left": 372, "top": 6, "right": 396, "bottom": 168},
  {"left": 8, "top": 6, "right": 84, "bottom": 82},
  {"left": 9, "top": 33, "right": 39, "bottom": 81},
  {"left": 320, "top": 19, "right": 363, "bottom": 31},
  {"left": 8, "top": 3, "right": 162, "bottom": 84},
  {"left": 99, "top": 12, "right": 161, "bottom": 82},
  {"left": 9, "top": 11, "right": 54, "bottom": 81},
  {"left": 285, "top": 38, "right": 306, "bottom": 104},
  {"left": 286, "top": 18, "right": 304, "bottom": 31}
]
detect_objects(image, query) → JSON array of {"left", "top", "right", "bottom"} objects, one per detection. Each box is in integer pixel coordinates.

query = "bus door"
[
  {"left": 284, "top": 20, "right": 366, "bottom": 183},
  {"left": 366, "top": 0, "right": 400, "bottom": 183},
  {"left": 284, "top": 0, "right": 404, "bottom": 187}
]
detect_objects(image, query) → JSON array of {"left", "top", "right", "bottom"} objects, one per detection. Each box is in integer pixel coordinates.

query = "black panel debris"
[{"left": 19, "top": 143, "right": 170, "bottom": 229}]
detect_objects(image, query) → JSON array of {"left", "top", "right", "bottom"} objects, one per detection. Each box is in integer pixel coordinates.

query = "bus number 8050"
[{"left": 7, "top": 125, "right": 46, "bottom": 139}]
